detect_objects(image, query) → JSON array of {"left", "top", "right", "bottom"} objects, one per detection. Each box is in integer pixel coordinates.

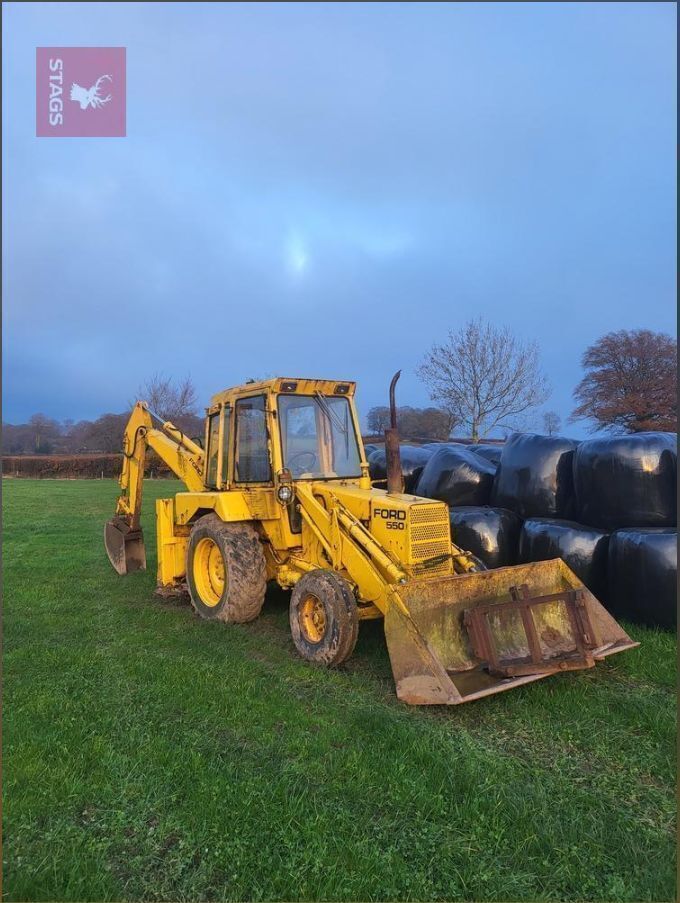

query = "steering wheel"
[{"left": 288, "top": 450, "right": 318, "bottom": 475}]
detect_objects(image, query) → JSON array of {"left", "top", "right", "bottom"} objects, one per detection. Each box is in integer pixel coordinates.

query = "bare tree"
[
  {"left": 417, "top": 318, "right": 550, "bottom": 441},
  {"left": 28, "top": 413, "right": 61, "bottom": 453},
  {"left": 571, "top": 329, "right": 677, "bottom": 433},
  {"left": 85, "top": 412, "right": 130, "bottom": 453},
  {"left": 424, "top": 407, "right": 458, "bottom": 439},
  {"left": 543, "top": 410, "right": 562, "bottom": 436},
  {"left": 136, "top": 374, "right": 199, "bottom": 422},
  {"left": 397, "top": 406, "right": 456, "bottom": 440},
  {"left": 63, "top": 420, "right": 95, "bottom": 453},
  {"left": 366, "top": 405, "right": 455, "bottom": 439},
  {"left": 2, "top": 422, "right": 32, "bottom": 454},
  {"left": 366, "top": 406, "right": 391, "bottom": 435}
]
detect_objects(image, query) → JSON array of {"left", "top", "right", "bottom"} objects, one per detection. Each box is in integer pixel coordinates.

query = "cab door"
[
  {"left": 233, "top": 395, "right": 273, "bottom": 485},
  {"left": 204, "top": 404, "right": 232, "bottom": 489}
]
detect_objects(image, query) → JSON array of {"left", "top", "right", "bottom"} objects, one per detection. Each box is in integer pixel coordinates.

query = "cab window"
[
  {"left": 221, "top": 406, "right": 231, "bottom": 485},
  {"left": 279, "top": 394, "right": 362, "bottom": 478},
  {"left": 205, "top": 412, "right": 220, "bottom": 488},
  {"left": 235, "top": 395, "right": 271, "bottom": 482}
]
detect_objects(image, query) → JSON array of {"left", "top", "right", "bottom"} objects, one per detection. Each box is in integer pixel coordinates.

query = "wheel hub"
[
  {"left": 299, "top": 593, "right": 327, "bottom": 644},
  {"left": 193, "top": 537, "right": 225, "bottom": 606}
]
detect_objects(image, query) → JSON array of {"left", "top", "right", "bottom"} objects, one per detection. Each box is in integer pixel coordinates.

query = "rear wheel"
[
  {"left": 289, "top": 570, "right": 359, "bottom": 666},
  {"left": 186, "top": 514, "right": 266, "bottom": 623}
]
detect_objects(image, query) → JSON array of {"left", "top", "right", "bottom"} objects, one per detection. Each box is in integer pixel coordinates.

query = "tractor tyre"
[
  {"left": 289, "top": 570, "right": 359, "bottom": 667},
  {"left": 186, "top": 514, "right": 266, "bottom": 623}
]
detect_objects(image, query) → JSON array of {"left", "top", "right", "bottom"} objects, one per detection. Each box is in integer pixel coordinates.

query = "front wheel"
[{"left": 289, "top": 570, "right": 359, "bottom": 667}]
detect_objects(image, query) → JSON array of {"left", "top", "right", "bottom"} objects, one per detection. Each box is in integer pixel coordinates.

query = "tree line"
[
  {"left": 2, "top": 376, "right": 203, "bottom": 455},
  {"left": 3, "top": 323, "right": 676, "bottom": 455}
]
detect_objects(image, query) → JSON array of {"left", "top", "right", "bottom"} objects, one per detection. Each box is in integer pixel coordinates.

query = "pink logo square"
[{"left": 36, "top": 47, "right": 126, "bottom": 137}]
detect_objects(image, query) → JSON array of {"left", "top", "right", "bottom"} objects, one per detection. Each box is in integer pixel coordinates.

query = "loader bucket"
[
  {"left": 105, "top": 517, "right": 146, "bottom": 575},
  {"left": 384, "top": 558, "right": 638, "bottom": 705}
]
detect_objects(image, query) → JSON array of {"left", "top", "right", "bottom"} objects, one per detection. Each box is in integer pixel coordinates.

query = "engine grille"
[
  {"left": 410, "top": 504, "right": 449, "bottom": 525},
  {"left": 411, "top": 522, "right": 450, "bottom": 542},
  {"left": 410, "top": 503, "right": 451, "bottom": 576}
]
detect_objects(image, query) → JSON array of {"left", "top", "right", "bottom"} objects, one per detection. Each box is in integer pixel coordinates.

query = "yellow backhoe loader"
[{"left": 105, "top": 373, "right": 637, "bottom": 705}]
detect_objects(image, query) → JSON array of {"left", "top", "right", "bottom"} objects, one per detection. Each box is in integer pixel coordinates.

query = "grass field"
[{"left": 3, "top": 479, "right": 677, "bottom": 902}]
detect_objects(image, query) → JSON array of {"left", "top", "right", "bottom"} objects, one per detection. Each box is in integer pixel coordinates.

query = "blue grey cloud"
[{"left": 3, "top": 2, "right": 676, "bottom": 432}]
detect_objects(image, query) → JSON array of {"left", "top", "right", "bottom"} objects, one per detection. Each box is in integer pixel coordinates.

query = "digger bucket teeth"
[
  {"left": 385, "top": 558, "right": 638, "bottom": 705},
  {"left": 105, "top": 517, "right": 146, "bottom": 575}
]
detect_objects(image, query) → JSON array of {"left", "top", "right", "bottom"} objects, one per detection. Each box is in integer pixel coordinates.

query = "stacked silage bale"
[{"left": 404, "top": 430, "right": 677, "bottom": 628}]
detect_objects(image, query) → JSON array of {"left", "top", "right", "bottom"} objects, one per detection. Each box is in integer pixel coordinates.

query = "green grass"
[{"left": 3, "top": 479, "right": 677, "bottom": 902}]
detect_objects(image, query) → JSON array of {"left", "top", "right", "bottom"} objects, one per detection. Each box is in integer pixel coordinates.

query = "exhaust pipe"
[{"left": 385, "top": 370, "right": 404, "bottom": 495}]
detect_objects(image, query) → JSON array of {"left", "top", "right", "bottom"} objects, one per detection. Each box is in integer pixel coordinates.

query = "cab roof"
[{"left": 210, "top": 377, "right": 356, "bottom": 407}]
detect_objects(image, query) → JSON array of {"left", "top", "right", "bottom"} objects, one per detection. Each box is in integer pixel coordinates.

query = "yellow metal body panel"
[
  {"left": 210, "top": 377, "right": 357, "bottom": 408},
  {"left": 367, "top": 493, "right": 453, "bottom": 579},
  {"left": 173, "top": 489, "right": 280, "bottom": 526},
  {"left": 156, "top": 498, "right": 189, "bottom": 586}
]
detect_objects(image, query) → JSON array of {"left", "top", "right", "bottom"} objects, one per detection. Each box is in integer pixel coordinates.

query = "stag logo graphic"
[
  {"left": 70, "top": 74, "right": 113, "bottom": 110},
  {"left": 37, "top": 48, "right": 125, "bottom": 137}
]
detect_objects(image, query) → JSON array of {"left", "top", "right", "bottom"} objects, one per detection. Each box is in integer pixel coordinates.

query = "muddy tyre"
[
  {"left": 289, "top": 570, "right": 359, "bottom": 667},
  {"left": 186, "top": 514, "right": 266, "bottom": 623}
]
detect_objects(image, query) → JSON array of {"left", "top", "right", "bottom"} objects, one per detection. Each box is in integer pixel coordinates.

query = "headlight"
[{"left": 277, "top": 485, "right": 293, "bottom": 503}]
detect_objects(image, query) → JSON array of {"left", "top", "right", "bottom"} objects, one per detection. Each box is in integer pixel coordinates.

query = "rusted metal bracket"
[{"left": 463, "top": 584, "right": 598, "bottom": 678}]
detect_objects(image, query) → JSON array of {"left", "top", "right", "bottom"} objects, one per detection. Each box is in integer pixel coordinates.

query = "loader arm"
[
  {"left": 105, "top": 402, "right": 205, "bottom": 574},
  {"left": 293, "top": 483, "right": 479, "bottom": 615},
  {"left": 293, "top": 483, "right": 637, "bottom": 705},
  {"left": 293, "top": 482, "right": 404, "bottom": 612}
]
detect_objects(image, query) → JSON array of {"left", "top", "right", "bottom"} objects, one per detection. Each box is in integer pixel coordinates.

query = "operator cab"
[{"left": 204, "top": 377, "right": 367, "bottom": 489}]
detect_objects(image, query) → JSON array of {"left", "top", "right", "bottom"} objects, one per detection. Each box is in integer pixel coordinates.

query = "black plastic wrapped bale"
[
  {"left": 449, "top": 506, "right": 522, "bottom": 569},
  {"left": 468, "top": 444, "right": 503, "bottom": 468},
  {"left": 491, "top": 433, "right": 578, "bottom": 518},
  {"left": 519, "top": 518, "right": 610, "bottom": 602},
  {"left": 608, "top": 528, "right": 677, "bottom": 629},
  {"left": 368, "top": 445, "right": 434, "bottom": 493},
  {"left": 414, "top": 446, "right": 496, "bottom": 507},
  {"left": 363, "top": 443, "right": 379, "bottom": 458},
  {"left": 421, "top": 442, "right": 465, "bottom": 453},
  {"left": 573, "top": 433, "right": 677, "bottom": 529}
]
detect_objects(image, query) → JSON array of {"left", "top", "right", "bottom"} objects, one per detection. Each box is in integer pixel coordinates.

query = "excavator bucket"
[
  {"left": 104, "top": 516, "right": 146, "bottom": 576},
  {"left": 385, "top": 558, "right": 638, "bottom": 705}
]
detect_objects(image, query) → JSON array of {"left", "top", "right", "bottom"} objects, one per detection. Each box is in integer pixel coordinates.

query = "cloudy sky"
[{"left": 3, "top": 2, "right": 676, "bottom": 433}]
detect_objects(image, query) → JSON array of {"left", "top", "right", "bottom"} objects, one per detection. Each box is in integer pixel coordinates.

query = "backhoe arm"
[
  {"left": 115, "top": 401, "right": 205, "bottom": 525},
  {"left": 105, "top": 401, "right": 205, "bottom": 575}
]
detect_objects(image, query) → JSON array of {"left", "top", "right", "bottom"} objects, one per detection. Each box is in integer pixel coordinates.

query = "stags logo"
[
  {"left": 36, "top": 47, "right": 125, "bottom": 137},
  {"left": 70, "top": 74, "right": 113, "bottom": 110}
]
